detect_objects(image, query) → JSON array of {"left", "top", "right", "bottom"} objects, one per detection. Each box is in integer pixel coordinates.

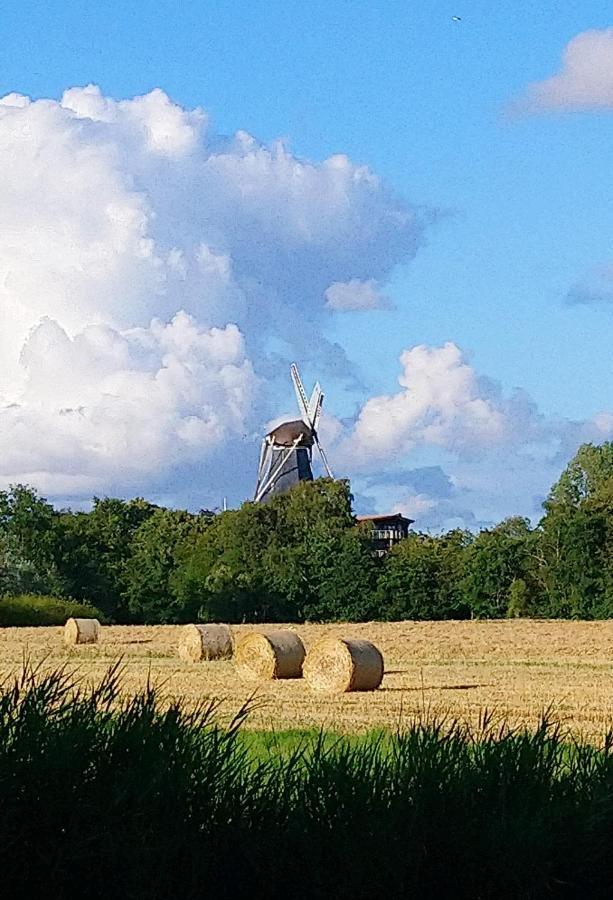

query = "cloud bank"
[
  {"left": 2, "top": 313, "right": 256, "bottom": 497},
  {"left": 0, "top": 85, "right": 425, "bottom": 506}
]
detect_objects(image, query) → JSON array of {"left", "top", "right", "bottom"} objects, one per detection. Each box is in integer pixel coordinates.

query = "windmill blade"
[
  {"left": 314, "top": 434, "right": 334, "bottom": 479},
  {"left": 310, "top": 389, "right": 324, "bottom": 433},
  {"left": 308, "top": 382, "right": 322, "bottom": 428},
  {"left": 290, "top": 363, "right": 310, "bottom": 423},
  {"left": 253, "top": 438, "right": 271, "bottom": 500}
]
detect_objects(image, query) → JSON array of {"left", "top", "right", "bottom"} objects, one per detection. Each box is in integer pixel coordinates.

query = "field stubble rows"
[{"left": 2, "top": 620, "right": 613, "bottom": 738}]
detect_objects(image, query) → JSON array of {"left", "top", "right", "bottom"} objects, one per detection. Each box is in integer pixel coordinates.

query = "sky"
[{"left": 0, "top": 0, "right": 612, "bottom": 528}]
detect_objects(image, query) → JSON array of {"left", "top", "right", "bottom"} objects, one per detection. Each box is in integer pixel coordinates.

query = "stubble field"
[{"left": 2, "top": 619, "right": 613, "bottom": 739}]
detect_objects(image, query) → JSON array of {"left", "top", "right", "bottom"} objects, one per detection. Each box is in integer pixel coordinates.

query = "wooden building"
[{"left": 356, "top": 513, "right": 414, "bottom": 555}]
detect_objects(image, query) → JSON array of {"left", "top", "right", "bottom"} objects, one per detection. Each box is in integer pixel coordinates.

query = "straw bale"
[
  {"left": 178, "top": 623, "right": 233, "bottom": 662},
  {"left": 64, "top": 617, "right": 101, "bottom": 646},
  {"left": 235, "top": 630, "right": 305, "bottom": 680},
  {"left": 303, "top": 637, "right": 384, "bottom": 693}
]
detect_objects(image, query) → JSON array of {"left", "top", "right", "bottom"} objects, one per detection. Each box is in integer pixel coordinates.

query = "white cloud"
[
  {"left": 339, "top": 342, "right": 539, "bottom": 467},
  {"left": 0, "top": 85, "right": 426, "bottom": 504},
  {"left": 331, "top": 343, "right": 613, "bottom": 528},
  {"left": 324, "top": 278, "right": 391, "bottom": 311},
  {"left": 0, "top": 312, "right": 257, "bottom": 496},
  {"left": 511, "top": 29, "right": 613, "bottom": 115}
]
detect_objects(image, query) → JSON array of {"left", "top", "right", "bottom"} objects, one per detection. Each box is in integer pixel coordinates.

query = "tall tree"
[
  {"left": 174, "top": 500, "right": 286, "bottom": 623},
  {"left": 375, "top": 529, "right": 471, "bottom": 620},
  {"left": 0, "top": 485, "right": 64, "bottom": 595},
  {"left": 122, "top": 508, "right": 211, "bottom": 623},
  {"left": 460, "top": 517, "right": 538, "bottom": 619},
  {"left": 175, "top": 479, "right": 368, "bottom": 623},
  {"left": 548, "top": 442, "right": 613, "bottom": 507},
  {"left": 538, "top": 442, "right": 613, "bottom": 618},
  {"left": 56, "top": 497, "right": 158, "bottom": 617}
]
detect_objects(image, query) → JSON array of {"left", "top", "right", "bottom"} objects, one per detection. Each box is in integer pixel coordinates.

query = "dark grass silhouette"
[{"left": 1, "top": 664, "right": 613, "bottom": 899}]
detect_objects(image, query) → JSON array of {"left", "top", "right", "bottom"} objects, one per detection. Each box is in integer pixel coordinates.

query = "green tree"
[
  {"left": 262, "top": 479, "right": 375, "bottom": 621},
  {"left": 123, "top": 508, "right": 211, "bottom": 623},
  {"left": 0, "top": 532, "right": 59, "bottom": 596},
  {"left": 0, "top": 485, "right": 65, "bottom": 595},
  {"left": 548, "top": 441, "right": 613, "bottom": 507},
  {"left": 375, "top": 529, "right": 471, "bottom": 620},
  {"left": 297, "top": 523, "right": 380, "bottom": 621},
  {"left": 174, "top": 501, "right": 284, "bottom": 623},
  {"left": 461, "top": 517, "right": 538, "bottom": 619},
  {"left": 56, "top": 497, "right": 158, "bottom": 618},
  {"left": 537, "top": 496, "right": 612, "bottom": 618},
  {"left": 506, "top": 579, "right": 530, "bottom": 618},
  {"left": 538, "top": 442, "right": 613, "bottom": 618},
  {"left": 175, "top": 479, "right": 371, "bottom": 624}
]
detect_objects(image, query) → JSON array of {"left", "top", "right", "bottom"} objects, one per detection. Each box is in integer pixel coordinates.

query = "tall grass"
[{"left": 0, "top": 666, "right": 612, "bottom": 899}]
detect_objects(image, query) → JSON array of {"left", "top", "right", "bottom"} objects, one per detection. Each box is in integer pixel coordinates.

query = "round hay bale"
[
  {"left": 235, "top": 630, "right": 305, "bottom": 680},
  {"left": 178, "top": 623, "right": 233, "bottom": 662},
  {"left": 64, "top": 617, "right": 101, "bottom": 646},
  {"left": 303, "top": 637, "right": 384, "bottom": 693}
]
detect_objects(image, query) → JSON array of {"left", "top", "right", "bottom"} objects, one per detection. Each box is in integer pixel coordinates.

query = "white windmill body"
[{"left": 254, "top": 364, "right": 334, "bottom": 503}]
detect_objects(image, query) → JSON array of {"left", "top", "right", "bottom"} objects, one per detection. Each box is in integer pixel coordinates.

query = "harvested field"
[{"left": 2, "top": 620, "right": 613, "bottom": 739}]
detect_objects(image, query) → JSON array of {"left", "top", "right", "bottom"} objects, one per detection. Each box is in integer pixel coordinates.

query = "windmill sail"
[
  {"left": 308, "top": 382, "right": 322, "bottom": 426},
  {"left": 290, "top": 363, "right": 310, "bottom": 422}
]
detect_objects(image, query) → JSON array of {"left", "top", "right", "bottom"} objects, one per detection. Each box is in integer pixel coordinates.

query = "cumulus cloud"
[
  {"left": 0, "top": 84, "right": 427, "bottom": 504},
  {"left": 1, "top": 312, "right": 256, "bottom": 496},
  {"left": 337, "top": 342, "right": 543, "bottom": 467},
  {"left": 324, "top": 278, "right": 392, "bottom": 311},
  {"left": 331, "top": 343, "right": 613, "bottom": 529},
  {"left": 511, "top": 29, "right": 613, "bottom": 115}
]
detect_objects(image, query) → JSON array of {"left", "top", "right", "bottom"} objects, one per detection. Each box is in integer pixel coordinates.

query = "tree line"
[{"left": 0, "top": 441, "right": 611, "bottom": 624}]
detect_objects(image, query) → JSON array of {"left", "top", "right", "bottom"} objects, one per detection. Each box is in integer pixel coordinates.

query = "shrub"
[{"left": 0, "top": 594, "right": 105, "bottom": 626}]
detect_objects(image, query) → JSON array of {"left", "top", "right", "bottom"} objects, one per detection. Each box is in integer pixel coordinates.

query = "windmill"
[{"left": 254, "top": 363, "right": 334, "bottom": 503}]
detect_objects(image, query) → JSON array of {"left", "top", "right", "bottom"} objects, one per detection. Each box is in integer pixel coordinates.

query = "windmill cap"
[{"left": 267, "top": 419, "right": 314, "bottom": 447}]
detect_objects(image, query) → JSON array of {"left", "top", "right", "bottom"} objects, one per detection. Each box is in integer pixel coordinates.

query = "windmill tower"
[{"left": 254, "top": 364, "right": 334, "bottom": 503}]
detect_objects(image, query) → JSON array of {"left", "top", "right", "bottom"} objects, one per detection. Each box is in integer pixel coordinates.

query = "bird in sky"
[{"left": 451, "top": 16, "right": 462, "bottom": 22}]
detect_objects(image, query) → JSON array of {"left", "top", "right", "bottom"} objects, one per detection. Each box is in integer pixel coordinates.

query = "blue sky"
[{"left": 0, "top": 1, "right": 611, "bottom": 526}]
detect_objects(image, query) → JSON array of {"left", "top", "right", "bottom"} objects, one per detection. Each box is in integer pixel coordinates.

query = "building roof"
[
  {"left": 356, "top": 513, "right": 414, "bottom": 526},
  {"left": 267, "top": 419, "right": 314, "bottom": 448}
]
